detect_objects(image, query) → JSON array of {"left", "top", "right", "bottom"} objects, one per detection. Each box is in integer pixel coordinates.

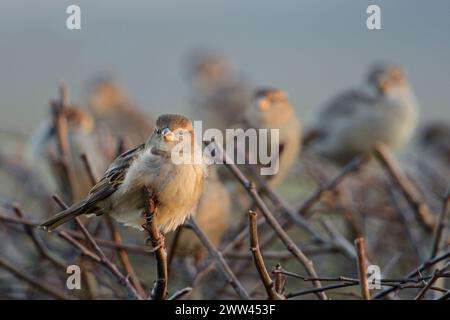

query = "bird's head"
[
  {"left": 367, "top": 64, "right": 409, "bottom": 95},
  {"left": 186, "top": 51, "right": 236, "bottom": 93},
  {"left": 246, "top": 88, "right": 294, "bottom": 128},
  {"left": 87, "top": 78, "right": 129, "bottom": 115},
  {"left": 148, "top": 114, "right": 195, "bottom": 154}
]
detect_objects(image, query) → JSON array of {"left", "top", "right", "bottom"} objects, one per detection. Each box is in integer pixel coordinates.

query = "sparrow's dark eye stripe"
[{"left": 156, "top": 128, "right": 161, "bottom": 134}]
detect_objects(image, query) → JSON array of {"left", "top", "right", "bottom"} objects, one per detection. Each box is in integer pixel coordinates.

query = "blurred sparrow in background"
[
  {"left": 243, "top": 88, "right": 302, "bottom": 187},
  {"left": 186, "top": 51, "right": 253, "bottom": 132},
  {"left": 26, "top": 107, "right": 108, "bottom": 201},
  {"left": 87, "top": 77, "right": 155, "bottom": 149},
  {"left": 40, "top": 114, "right": 206, "bottom": 233},
  {"left": 304, "top": 64, "right": 419, "bottom": 164}
]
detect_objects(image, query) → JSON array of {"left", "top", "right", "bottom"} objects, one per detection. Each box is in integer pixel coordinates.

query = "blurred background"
[{"left": 0, "top": 0, "right": 449, "bottom": 131}]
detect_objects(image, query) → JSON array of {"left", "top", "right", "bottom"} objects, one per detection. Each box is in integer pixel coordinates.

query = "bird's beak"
[{"left": 161, "top": 128, "right": 176, "bottom": 142}]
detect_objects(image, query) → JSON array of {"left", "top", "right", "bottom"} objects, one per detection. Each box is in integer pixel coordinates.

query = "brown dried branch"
[
  {"left": 52, "top": 194, "right": 143, "bottom": 300},
  {"left": 374, "top": 143, "right": 435, "bottom": 232},
  {"left": 373, "top": 250, "right": 450, "bottom": 299},
  {"left": 142, "top": 188, "right": 168, "bottom": 300},
  {"left": 50, "top": 82, "right": 76, "bottom": 201},
  {"left": 248, "top": 210, "right": 283, "bottom": 300},
  {"left": 414, "top": 261, "right": 449, "bottom": 300},
  {"left": 168, "top": 287, "right": 193, "bottom": 300},
  {"left": 273, "top": 263, "right": 285, "bottom": 295},
  {"left": 215, "top": 143, "right": 327, "bottom": 300},
  {"left": 186, "top": 217, "right": 251, "bottom": 300},
  {"left": 354, "top": 237, "right": 370, "bottom": 300}
]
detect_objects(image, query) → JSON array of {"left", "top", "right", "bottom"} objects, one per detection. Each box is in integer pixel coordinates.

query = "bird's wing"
[
  {"left": 305, "top": 90, "right": 376, "bottom": 144},
  {"left": 84, "top": 143, "right": 146, "bottom": 208},
  {"left": 320, "top": 90, "right": 376, "bottom": 121}
]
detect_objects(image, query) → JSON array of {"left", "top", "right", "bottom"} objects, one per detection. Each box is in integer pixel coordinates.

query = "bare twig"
[
  {"left": 52, "top": 194, "right": 142, "bottom": 300},
  {"left": 142, "top": 188, "right": 168, "bottom": 300},
  {"left": 414, "top": 262, "right": 449, "bottom": 300},
  {"left": 248, "top": 210, "right": 283, "bottom": 300},
  {"left": 373, "top": 250, "right": 450, "bottom": 299},
  {"left": 168, "top": 287, "right": 193, "bottom": 300},
  {"left": 273, "top": 263, "right": 285, "bottom": 295},
  {"left": 374, "top": 143, "right": 434, "bottom": 232},
  {"left": 186, "top": 217, "right": 251, "bottom": 300},
  {"left": 354, "top": 237, "right": 370, "bottom": 300},
  {"left": 215, "top": 142, "right": 327, "bottom": 300}
]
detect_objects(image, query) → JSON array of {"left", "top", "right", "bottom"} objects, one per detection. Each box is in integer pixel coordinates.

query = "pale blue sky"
[{"left": 0, "top": 0, "right": 449, "bottom": 131}]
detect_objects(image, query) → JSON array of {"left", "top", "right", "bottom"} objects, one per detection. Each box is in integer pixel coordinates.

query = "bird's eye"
[{"left": 156, "top": 128, "right": 161, "bottom": 135}]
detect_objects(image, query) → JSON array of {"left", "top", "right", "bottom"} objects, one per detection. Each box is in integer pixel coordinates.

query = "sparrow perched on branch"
[
  {"left": 87, "top": 77, "right": 155, "bottom": 149},
  {"left": 40, "top": 114, "right": 206, "bottom": 233},
  {"left": 243, "top": 88, "right": 302, "bottom": 187},
  {"left": 304, "top": 64, "right": 419, "bottom": 164}
]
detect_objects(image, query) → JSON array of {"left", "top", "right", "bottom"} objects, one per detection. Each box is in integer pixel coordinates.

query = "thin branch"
[
  {"left": 215, "top": 142, "right": 327, "bottom": 300},
  {"left": 354, "top": 237, "right": 370, "bottom": 300},
  {"left": 142, "top": 188, "right": 168, "bottom": 300},
  {"left": 373, "top": 250, "right": 450, "bottom": 299},
  {"left": 374, "top": 143, "right": 435, "bottom": 232},
  {"left": 52, "top": 194, "right": 143, "bottom": 300},
  {"left": 186, "top": 217, "right": 251, "bottom": 300},
  {"left": 168, "top": 287, "right": 193, "bottom": 300},
  {"left": 414, "top": 262, "right": 449, "bottom": 300},
  {"left": 248, "top": 210, "right": 283, "bottom": 300}
]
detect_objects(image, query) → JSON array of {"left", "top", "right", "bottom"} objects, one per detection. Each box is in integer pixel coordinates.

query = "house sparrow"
[
  {"left": 26, "top": 107, "right": 108, "bottom": 200},
  {"left": 175, "top": 166, "right": 231, "bottom": 259},
  {"left": 304, "top": 64, "right": 419, "bottom": 164},
  {"left": 186, "top": 51, "right": 252, "bottom": 132},
  {"left": 87, "top": 77, "right": 155, "bottom": 149},
  {"left": 243, "top": 88, "right": 302, "bottom": 187},
  {"left": 40, "top": 114, "right": 206, "bottom": 233}
]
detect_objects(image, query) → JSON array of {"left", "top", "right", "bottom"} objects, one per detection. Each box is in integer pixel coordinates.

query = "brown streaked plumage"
[{"left": 40, "top": 114, "right": 206, "bottom": 234}]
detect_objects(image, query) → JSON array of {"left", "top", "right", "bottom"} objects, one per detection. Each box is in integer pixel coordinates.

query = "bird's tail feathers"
[{"left": 39, "top": 200, "right": 89, "bottom": 231}]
